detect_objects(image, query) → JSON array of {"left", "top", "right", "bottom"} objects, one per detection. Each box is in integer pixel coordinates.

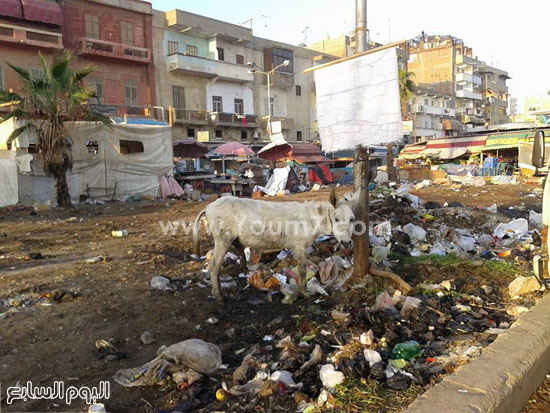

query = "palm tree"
[
  {"left": 0, "top": 50, "right": 108, "bottom": 208},
  {"left": 399, "top": 70, "right": 416, "bottom": 119}
]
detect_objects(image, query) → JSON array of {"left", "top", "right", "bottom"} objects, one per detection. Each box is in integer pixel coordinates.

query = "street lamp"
[{"left": 248, "top": 60, "right": 290, "bottom": 140}]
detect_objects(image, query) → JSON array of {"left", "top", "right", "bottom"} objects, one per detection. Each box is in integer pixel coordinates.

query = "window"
[
  {"left": 269, "top": 97, "right": 274, "bottom": 116},
  {"left": 30, "top": 67, "right": 43, "bottom": 81},
  {"left": 124, "top": 79, "right": 137, "bottom": 109},
  {"left": 168, "top": 41, "right": 178, "bottom": 55},
  {"left": 215, "top": 130, "right": 223, "bottom": 139},
  {"left": 241, "top": 130, "right": 247, "bottom": 140},
  {"left": 86, "top": 140, "right": 99, "bottom": 155},
  {"left": 88, "top": 77, "right": 104, "bottom": 104},
  {"left": 236, "top": 54, "right": 244, "bottom": 65},
  {"left": 120, "top": 21, "right": 134, "bottom": 46},
  {"left": 187, "top": 128, "right": 195, "bottom": 138},
  {"left": 272, "top": 48, "right": 293, "bottom": 73},
  {"left": 186, "top": 44, "right": 198, "bottom": 56},
  {"left": 85, "top": 15, "right": 99, "bottom": 39},
  {"left": 212, "top": 96, "right": 223, "bottom": 112},
  {"left": 234, "top": 98, "right": 244, "bottom": 114},
  {"left": 172, "top": 86, "right": 185, "bottom": 109},
  {"left": 0, "top": 65, "right": 4, "bottom": 91},
  {"left": 217, "top": 48, "right": 224, "bottom": 61},
  {"left": 296, "top": 131, "right": 303, "bottom": 141},
  {"left": 424, "top": 98, "right": 429, "bottom": 105},
  {"left": 119, "top": 139, "right": 144, "bottom": 154},
  {"left": 296, "top": 85, "right": 301, "bottom": 96}
]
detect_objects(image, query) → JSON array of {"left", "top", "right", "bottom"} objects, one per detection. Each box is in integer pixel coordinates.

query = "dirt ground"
[{"left": 0, "top": 183, "right": 546, "bottom": 412}]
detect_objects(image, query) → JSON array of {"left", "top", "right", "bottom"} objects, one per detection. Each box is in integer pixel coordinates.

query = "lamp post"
[{"left": 247, "top": 60, "right": 290, "bottom": 140}]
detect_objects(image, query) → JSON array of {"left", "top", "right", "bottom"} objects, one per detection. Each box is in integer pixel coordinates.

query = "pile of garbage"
[
  {"left": 0, "top": 289, "right": 80, "bottom": 319},
  {"left": 124, "top": 182, "right": 547, "bottom": 411}
]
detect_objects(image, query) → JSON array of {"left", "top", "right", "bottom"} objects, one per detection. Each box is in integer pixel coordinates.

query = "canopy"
[
  {"left": 442, "top": 119, "right": 463, "bottom": 131},
  {"left": 0, "top": 0, "right": 23, "bottom": 19},
  {"left": 294, "top": 155, "right": 333, "bottom": 164},
  {"left": 213, "top": 142, "right": 254, "bottom": 156},
  {"left": 399, "top": 141, "right": 427, "bottom": 159},
  {"left": 258, "top": 141, "right": 292, "bottom": 161},
  {"left": 481, "top": 131, "right": 535, "bottom": 151},
  {"left": 422, "top": 135, "right": 486, "bottom": 159},
  {"left": 173, "top": 140, "right": 208, "bottom": 159},
  {"left": 21, "top": 0, "right": 63, "bottom": 26}
]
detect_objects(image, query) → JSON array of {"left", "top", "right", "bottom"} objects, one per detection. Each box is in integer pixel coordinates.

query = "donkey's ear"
[{"left": 329, "top": 187, "right": 338, "bottom": 207}]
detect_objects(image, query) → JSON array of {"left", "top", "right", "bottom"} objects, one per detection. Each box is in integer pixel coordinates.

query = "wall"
[
  {"left": 408, "top": 46, "right": 454, "bottom": 95},
  {"left": 153, "top": 10, "right": 207, "bottom": 111},
  {"left": 162, "top": 30, "right": 209, "bottom": 58},
  {"left": 206, "top": 80, "right": 253, "bottom": 113},
  {"left": 61, "top": 0, "right": 156, "bottom": 108}
]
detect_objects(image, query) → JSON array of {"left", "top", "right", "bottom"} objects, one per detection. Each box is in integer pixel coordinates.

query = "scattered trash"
[
  {"left": 391, "top": 341, "right": 421, "bottom": 360},
  {"left": 319, "top": 364, "right": 345, "bottom": 389},
  {"left": 529, "top": 210, "right": 543, "bottom": 228},
  {"left": 508, "top": 276, "right": 540, "bottom": 298},
  {"left": 114, "top": 339, "right": 222, "bottom": 387},
  {"left": 150, "top": 276, "right": 171, "bottom": 290},
  {"left": 111, "top": 230, "right": 128, "bottom": 237},
  {"left": 140, "top": 332, "right": 156, "bottom": 345}
]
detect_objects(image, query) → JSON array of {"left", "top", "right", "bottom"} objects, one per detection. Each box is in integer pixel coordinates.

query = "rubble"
[{"left": 508, "top": 276, "right": 541, "bottom": 298}]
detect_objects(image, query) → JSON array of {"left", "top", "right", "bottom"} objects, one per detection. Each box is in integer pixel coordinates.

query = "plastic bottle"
[{"left": 391, "top": 341, "right": 421, "bottom": 360}]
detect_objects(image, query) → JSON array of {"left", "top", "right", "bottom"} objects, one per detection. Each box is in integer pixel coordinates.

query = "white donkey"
[{"left": 192, "top": 189, "right": 356, "bottom": 301}]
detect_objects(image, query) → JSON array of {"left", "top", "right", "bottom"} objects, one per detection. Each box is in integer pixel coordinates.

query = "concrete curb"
[{"left": 405, "top": 293, "right": 550, "bottom": 413}]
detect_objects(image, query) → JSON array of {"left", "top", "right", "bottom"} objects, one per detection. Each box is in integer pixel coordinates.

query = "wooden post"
[
  {"left": 168, "top": 105, "right": 174, "bottom": 127},
  {"left": 387, "top": 143, "right": 398, "bottom": 182},
  {"left": 353, "top": 145, "right": 370, "bottom": 277}
]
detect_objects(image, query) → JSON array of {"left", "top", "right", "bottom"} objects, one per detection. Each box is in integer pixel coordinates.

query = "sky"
[{"left": 151, "top": 0, "right": 548, "bottom": 111}]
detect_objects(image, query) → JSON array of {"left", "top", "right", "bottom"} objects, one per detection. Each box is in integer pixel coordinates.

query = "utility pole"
[{"left": 353, "top": 0, "right": 370, "bottom": 277}]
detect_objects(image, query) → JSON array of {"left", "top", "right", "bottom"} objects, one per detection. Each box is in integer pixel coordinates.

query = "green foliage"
[
  {"left": 0, "top": 50, "right": 109, "bottom": 207},
  {"left": 399, "top": 70, "right": 416, "bottom": 119}
]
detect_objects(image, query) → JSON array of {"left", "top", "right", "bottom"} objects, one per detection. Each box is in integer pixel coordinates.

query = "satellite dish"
[{"left": 532, "top": 130, "right": 545, "bottom": 168}]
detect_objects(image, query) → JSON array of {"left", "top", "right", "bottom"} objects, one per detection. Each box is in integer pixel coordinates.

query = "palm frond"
[
  {"left": 73, "top": 64, "right": 96, "bottom": 83},
  {"left": 1, "top": 107, "right": 30, "bottom": 124},
  {"left": 0, "top": 90, "right": 22, "bottom": 105},
  {"left": 6, "top": 124, "right": 35, "bottom": 145}
]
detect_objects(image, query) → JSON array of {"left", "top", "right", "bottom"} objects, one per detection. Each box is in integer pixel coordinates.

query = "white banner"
[{"left": 314, "top": 47, "right": 402, "bottom": 153}]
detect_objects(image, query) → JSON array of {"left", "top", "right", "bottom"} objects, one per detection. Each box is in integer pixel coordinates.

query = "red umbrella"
[
  {"left": 258, "top": 141, "right": 292, "bottom": 161},
  {"left": 173, "top": 140, "right": 208, "bottom": 159},
  {"left": 213, "top": 142, "right": 255, "bottom": 156}
]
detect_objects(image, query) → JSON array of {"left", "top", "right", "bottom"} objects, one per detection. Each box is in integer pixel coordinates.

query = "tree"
[
  {"left": 399, "top": 69, "right": 416, "bottom": 119},
  {"left": 0, "top": 50, "right": 108, "bottom": 208}
]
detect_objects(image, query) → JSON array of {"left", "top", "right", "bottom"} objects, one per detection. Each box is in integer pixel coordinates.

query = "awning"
[
  {"left": 0, "top": 0, "right": 23, "bottom": 19},
  {"left": 21, "top": 0, "right": 63, "bottom": 26},
  {"left": 399, "top": 141, "right": 426, "bottom": 159},
  {"left": 291, "top": 143, "right": 323, "bottom": 158},
  {"left": 481, "top": 131, "right": 535, "bottom": 151},
  {"left": 294, "top": 155, "right": 333, "bottom": 164},
  {"left": 422, "top": 135, "right": 487, "bottom": 159},
  {"left": 463, "top": 114, "right": 486, "bottom": 124},
  {"left": 442, "top": 119, "right": 463, "bottom": 131}
]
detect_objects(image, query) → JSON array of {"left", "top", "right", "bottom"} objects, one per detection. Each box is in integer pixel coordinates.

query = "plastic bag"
[
  {"left": 374, "top": 221, "right": 392, "bottom": 240},
  {"left": 319, "top": 364, "right": 345, "bottom": 388},
  {"left": 430, "top": 242, "right": 446, "bottom": 256},
  {"left": 403, "top": 223, "right": 427, "bottom": 243},
  {"left": 487, "top": 204, "right": 498, "bottom": 213},
  {"left": 529, "top": 210, "right": 543, "bottom": 228},
  {"left": 493, "top": 218, "right": 529, "bottom": 239},
  {"left": 114, "top": 339, "right": 222, "bottom": 387},
  {"left": 372, "top": 244, "right": 391, "bottom": 264}
]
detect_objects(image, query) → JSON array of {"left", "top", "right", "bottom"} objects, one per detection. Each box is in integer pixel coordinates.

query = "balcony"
[
  {"left": 167, "top": 54, "right": 253, "bottom": 83},
  {"left": 456, "top": 73, "right": 482, "bottom": 85},
  {"left": 209, "top": 112, "right": 258, "bottom": 127},
  {"left": 171, "top": 109, "right": 209, "bottom": 124},
  {"left": 78, "top": 37, "right": 151, "bottom": 64},
  {"left": 264, "top": 71, "right": 294, "bottom": 89},
  {"left": 0, "top": 22, "right": 62, "bottom": 49},
  {"left": 456, "top": 90, "right": 483, "bottom": 100},
  {"left": 261, "top": 116, "right": 294, "bottom": 130},
  {"left": 412, "top": 104, "right": 455, "bottom": 117}
]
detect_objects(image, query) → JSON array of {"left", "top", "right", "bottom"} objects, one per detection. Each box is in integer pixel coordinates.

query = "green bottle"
[{"left": 391, "top": 341, "right": 421, "bottom": 360}]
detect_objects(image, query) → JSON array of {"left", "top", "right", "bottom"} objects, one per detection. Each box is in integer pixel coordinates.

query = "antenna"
[
  {"left": 301, "top": 26, "right": 309, "bottom": 45},
  {"left": 240, "top": 15, "right": 271, "bottom": 34}
]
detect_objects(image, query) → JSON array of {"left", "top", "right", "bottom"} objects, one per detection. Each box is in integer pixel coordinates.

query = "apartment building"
[
  {"left": 409, "top": 86, "right": 457, "bottom": 139},
  {"left": 61, "top": 0, "right": 156, "bottom": 117},
  {"left": 407, "top": 33, "right": 510, "bottom": 128},
  {"left": 0, "top": 0, "right": 64, "bottom": 96},
  {"left": 0, "top": 0, "right": 156, "bottom": 118},
  {"left": 153, "top": 9, "right": 323, "bottom": 144}
]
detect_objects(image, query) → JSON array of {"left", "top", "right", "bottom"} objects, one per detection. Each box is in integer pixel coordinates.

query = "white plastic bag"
[
  {"left": 493, "top": 218, "right": 529, "bottom": 239},
  {"left": 374, "top": 221, "right": 392, "bottom": 240},
  {"left": 319, "top": 364, "right": 345, "bottom": 388},
  {"left": 372, "top": 244, "right": 391, "bottom": 264},
  {"left": 529, "top": 210, "right": 543, "bottom": 228},
  {"left": 403, "top": 223, "right": 427, "bottom": 243}
]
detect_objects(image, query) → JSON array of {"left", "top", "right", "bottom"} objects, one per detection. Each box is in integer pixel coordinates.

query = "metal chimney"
[{"left": 355, "top": 0, "right": 367, "bottom": 53}]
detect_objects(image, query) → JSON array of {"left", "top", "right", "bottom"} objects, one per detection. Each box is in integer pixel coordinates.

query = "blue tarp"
[{"left": 111, "top": 117, "right": 168, "bottom": 126}]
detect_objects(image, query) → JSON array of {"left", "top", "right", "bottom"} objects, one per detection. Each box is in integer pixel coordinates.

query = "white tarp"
[
  {"left": 0, "top": 158, "right": 18, "bottom": 207},
  {"left": 1, "top": 122, "right": 173, "bottom": 206},
  {"left": 253, "top": 166, "right": 290, "bottom": 196},
  {"left": 314, "top": 47, "right": 402, "bottom": 153}
]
